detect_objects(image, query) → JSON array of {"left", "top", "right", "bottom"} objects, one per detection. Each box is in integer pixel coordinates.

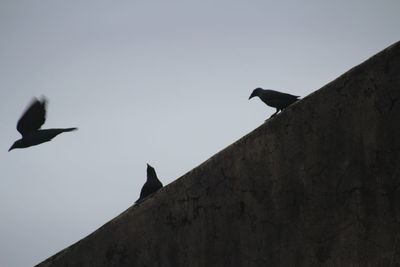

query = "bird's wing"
[
  {"left": 263, "top": 89, "right": 283, "bottom": 98},
  {"left": 265, "top": 89, "right": 299, "bottom": 99},
  {"left": 16, "top": 97, "right": 47, "bottom": 136}
]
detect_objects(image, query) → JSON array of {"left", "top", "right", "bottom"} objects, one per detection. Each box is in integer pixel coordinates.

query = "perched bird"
[
  {"left": 249, "top": 88, "right": 299, "bottom": 118},
  {"left": 136, "top": 164, "right": 163, "bottom": 203},
  {"left": 9, "top": 97, "right": 77, "bottom": 151}
]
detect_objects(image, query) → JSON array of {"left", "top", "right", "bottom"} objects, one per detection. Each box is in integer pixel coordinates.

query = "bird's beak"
[
  {"left": 249, "top": 93, "right": 255, "bottom": 100},
  {"left": 8, "top": 146, "right": 14, "bottom": 152}
]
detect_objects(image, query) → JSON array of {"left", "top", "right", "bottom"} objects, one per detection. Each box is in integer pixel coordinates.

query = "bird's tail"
[{"left": 62, "top": 127, "right": 78, "bottom": 132}]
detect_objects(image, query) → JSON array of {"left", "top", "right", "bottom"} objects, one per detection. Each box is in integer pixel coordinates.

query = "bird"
[
  {"left": 135, "top": 164, "right": 163, "bottom": 203},
  {"left": 249, "top": 88, "right": 299, "bottom": 118},
  {"left": 9, "top": 96, "right": 77, "bottom": 151}
]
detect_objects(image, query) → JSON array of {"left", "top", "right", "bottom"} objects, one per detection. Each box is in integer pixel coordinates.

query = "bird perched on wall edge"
[
  {"left": 249, "top": 88, "right": 299, "bottom": 118},
  {"left": 135, "top": 163, "right": 163, "bottom": 204}
]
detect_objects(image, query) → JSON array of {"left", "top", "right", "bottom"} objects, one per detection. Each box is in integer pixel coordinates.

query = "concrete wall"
[{"left": 37, "top": 41, "right": 400, "bottom": 267}]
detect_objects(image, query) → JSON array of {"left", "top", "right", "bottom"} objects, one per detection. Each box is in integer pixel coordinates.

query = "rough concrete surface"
[{"left": 36, "top": 41, "right": 400, "bottom": 267}]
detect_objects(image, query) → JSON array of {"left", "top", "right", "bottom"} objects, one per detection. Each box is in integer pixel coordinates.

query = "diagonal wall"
[{"left": 37, "top": 41, "right": 400, "bottom": 267}]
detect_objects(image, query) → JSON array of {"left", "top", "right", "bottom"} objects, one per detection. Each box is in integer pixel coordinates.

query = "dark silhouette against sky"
[
  {"left": 136, "top": 164, "right": 163, "bottom": 204},
  {"left": 9, "top": 97, "right": 77, "bottom": 151},
  {"left": 249, "top": 88, "right": 299, "bottom": 118},
  {"left": 1, "top": 1, "right": 399, "bottom": 266}
]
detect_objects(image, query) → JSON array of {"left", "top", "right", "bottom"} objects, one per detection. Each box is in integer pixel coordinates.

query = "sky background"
[{"left": 0, "top": 1, "right": 399, "bottom": 266}]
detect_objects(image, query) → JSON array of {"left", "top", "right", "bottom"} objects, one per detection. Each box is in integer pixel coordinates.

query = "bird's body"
[
  {"left": 136, "top": 164, "right": 163, "bottom": 203},
  {"left": 11, "top": 128, "right": 77, "bottom": 150},
  {"left": 9, "top": 97, "right": 77, "bottom": 151},
  {"left": 249, "top": 88, "right": 299, "bottom": 118}
]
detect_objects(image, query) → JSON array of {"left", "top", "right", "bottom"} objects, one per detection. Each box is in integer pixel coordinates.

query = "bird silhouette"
[
  {"left": 9, "top": 96, "right": 77, "bottom": 151},
  {"left": 249, "top": 88, "right": 299, "bottom": 118},
  {"left": 135, "top": 164, "right": 163, "bottom": 203}
]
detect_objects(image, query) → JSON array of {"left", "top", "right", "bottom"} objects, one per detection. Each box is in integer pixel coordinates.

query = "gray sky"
[{"left": 0, "top": 1, "right": 399, "bottom": 266}]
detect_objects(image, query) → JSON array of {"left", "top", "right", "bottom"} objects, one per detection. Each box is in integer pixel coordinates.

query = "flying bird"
[
  {"left": 249, "top": 88, "right": 299, "bottom": 118},
  {"left": 135, "top": 164, "right": 163, "bottom": 203},
  {"left": 9, "top": 97, "right": 77, "bottom": 151}
]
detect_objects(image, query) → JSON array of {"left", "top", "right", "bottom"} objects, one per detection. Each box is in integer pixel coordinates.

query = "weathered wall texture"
[{"left": 37, "top": 41, "right": 400, "bottom": 267}]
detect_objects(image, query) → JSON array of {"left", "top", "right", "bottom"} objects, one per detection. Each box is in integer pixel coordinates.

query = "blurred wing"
[{"left": 16, "top": 97, "right": 47, "bottom": 136}]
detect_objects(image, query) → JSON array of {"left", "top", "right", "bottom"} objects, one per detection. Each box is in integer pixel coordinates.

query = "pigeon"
[
  {"left": 135, "top": 164, "right": 163, "bottom": 203},
  {"left": 9, "top": 96, "right": 77, "bottom": 151},
  {"left": 249, "top": 88, "right": 299, "bottom": 118}
]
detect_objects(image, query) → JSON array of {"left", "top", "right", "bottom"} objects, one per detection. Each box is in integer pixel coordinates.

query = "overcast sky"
[{"left": 0, "top": 1, "right": 399, "bottom": 266}]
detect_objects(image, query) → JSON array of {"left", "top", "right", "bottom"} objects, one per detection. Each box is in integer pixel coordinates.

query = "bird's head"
[
  {"left": 249, "top": 87, "right": 263, "bottom": 100},
  {"left": 146, "top": 163, "right": 158, "bottom": 180},
  {"left": 8, "top": 140, "right": 23, "bottom": 151}
]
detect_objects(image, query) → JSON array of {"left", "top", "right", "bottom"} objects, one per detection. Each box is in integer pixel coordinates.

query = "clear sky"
[{"left": 0, "top": 1, "right": 399, "bottom": 266}]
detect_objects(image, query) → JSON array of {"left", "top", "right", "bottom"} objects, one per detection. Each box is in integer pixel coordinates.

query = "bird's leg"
[{"left": 269, "top": 109, "right": 279, "bottom": 118}]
